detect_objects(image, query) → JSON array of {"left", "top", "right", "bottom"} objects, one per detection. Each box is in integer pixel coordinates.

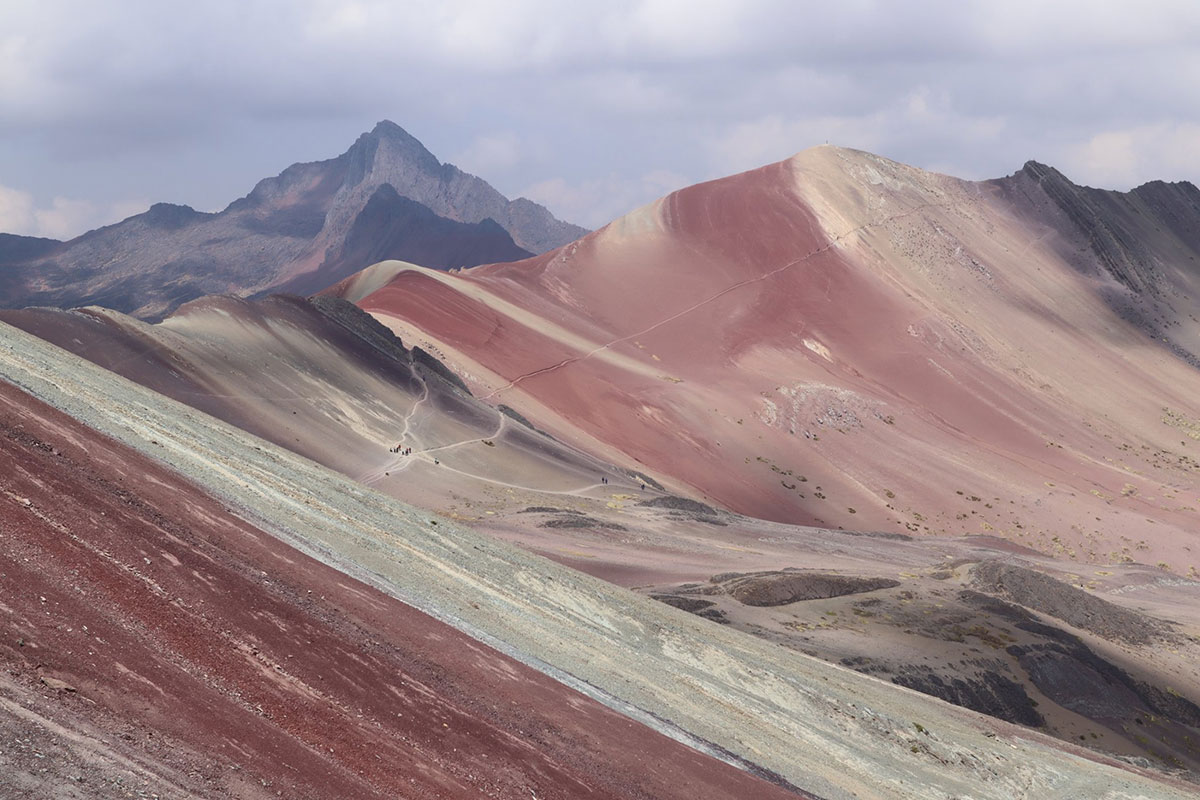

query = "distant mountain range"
[{"left": 0, "top": 120, "right": 587, "bottom": 319}]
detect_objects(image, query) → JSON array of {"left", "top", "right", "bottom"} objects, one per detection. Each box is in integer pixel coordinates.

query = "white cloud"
[
  {"left": 2, "top": 0, "right": 1200, "bottom": 228},
  {"left": 705, "top": 115, "right": 885, "bottom": 177},
  {"left": 561, "top": 70, "right": 682, "bottom": 116},
  {"left": 1061, "top": 123, "right": 1200, "bottom": 189},
  {"left": 970, "top": 0, "right": 1200, "bottom": 55},
  {"left": 615, "top": 0, "right": 753, "bottom": 59},
  {"left": 521, "top": 169, "right": 690, "bottom": 228},
  {"left": 0, "top": 184, "right": 36, "bottom": 235},
  {"left": 297, "top": 0, "right": 768, "bottom": 70},
  {"left": 32, "top": 196, "right": 98, "bottom": 240},
  {"left": 703, "top": 90, "right": 1007, "bottom": 181},
  {"left": 454, "top": 132, "right": 523, "bottom": 176},
  {"left": 0, "top": 183, "right": 146, "bottom": 239}
]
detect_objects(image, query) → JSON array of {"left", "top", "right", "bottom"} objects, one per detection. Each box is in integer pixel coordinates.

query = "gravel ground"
[{"left": 0, "top": 319, "right": 1193, "bottom": 800}]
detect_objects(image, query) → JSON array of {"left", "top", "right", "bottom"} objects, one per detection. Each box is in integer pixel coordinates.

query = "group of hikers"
[
  {"left": 600, "top": 475, "right": 646, "bottom": 490},
  {"left": 387, "top": 442, "right": 439, "bottom": 465},
  {"left": 384, "top": 442, "right": 644, "bottom": 488}
]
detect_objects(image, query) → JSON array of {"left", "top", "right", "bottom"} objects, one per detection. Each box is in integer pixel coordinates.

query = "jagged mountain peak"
[
  {"left": 0, "top": 122, "right": 587, "bottom": 319},
  {"left": 344, "top": 119, "right": 444, "bottom": 184},
  {"left": 1016, "top": 159, "right": 1200, "bottom": 198},
  {"left": 139, "top": 202, "right": 212, "bottom": 230},
  {"left": 1020, "top": 159, "right": 1055, "bottom": 173},
  {"left": 1016, "top": 159, "right": 1074, "bottom": 186},
  {"left": 363, "top": 119, "right": 431, "bottom": 151},
  {"left": 368, "top": 118, "right": 411, "bottom": 138}
]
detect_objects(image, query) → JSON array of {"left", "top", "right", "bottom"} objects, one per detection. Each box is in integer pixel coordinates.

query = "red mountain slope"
[
  {"left": 337, "top": 146, "right": 1200, "bottom": 577},
  {"left": 0, "top": 379, "right": 801, "bottom": 799}
]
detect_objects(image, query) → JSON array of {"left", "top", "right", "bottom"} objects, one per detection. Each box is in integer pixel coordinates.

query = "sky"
[{"left": 2, "top": 0, "right": 1199, "bottom": 238}]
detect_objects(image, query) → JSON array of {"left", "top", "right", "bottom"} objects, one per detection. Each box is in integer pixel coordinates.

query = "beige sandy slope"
[
  {"left": 1, "top": 321, "right": 1193, "bottom": 799},
  {"left": 0, "top": 296, "right": 639, "bottom": 516},
  {"left": 787, "top": 146, "right": 1200, "bottom": 570}
]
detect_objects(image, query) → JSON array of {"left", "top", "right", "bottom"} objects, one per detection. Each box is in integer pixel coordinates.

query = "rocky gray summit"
[{"left": 0, "top": 121, "right": 586, "bottom": 319}]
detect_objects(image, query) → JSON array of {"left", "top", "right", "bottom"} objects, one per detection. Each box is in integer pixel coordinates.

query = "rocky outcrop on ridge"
[
  {"left": 970, "top": 561, "right": 1171, "bottom": 645},
  {"left": 990, "top": 161, "right": 1200, "bottom": 366}
]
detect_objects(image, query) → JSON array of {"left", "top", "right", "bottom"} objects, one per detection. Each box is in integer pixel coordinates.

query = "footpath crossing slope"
[{"left": 0, "top": 319, "right": 1191, "bottom": 800}]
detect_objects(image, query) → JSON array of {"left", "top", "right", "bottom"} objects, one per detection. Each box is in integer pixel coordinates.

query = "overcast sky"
[{"left": 2, "top": 0, "right": 1199, "bottom": 239}]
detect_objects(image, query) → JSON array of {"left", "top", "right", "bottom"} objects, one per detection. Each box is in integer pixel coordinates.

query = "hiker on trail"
[{"left": 640, "top": 483, "right": 646, "bottom": 490}]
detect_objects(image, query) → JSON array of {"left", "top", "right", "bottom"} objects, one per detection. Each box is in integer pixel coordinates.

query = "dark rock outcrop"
[
  {"left": 142, "top": 202, "right": 214, "bottom": 231},
  {"left": 308, "top": 294, "right": 411, "bottom": 365},
  {"left": 970, "top": 561, "right": 1169, "bottom": 644},
  {"left": 412, "top": 346, "right": 472, "bottom": 395},
  {"left": 1006, "top": 630, "right": 1200, "bottom": 729},
  {"left": 539, "top": 515, "right": 627, "bottom": 531},
  {"left": 651, "top": 594, "right": 729, "bottom": 623},
  {"left": 637, "top": 495, "right": 719, "bottom": 516},
  {"left": 276, "top": 184, "right": 532, "bottom": 297},
  {"left": 891, "top": 669, "right": 1045, "bottom": 727},
  {"left": 716, "top": 570, "right": 900, "bottom": 607},
  {"left": 0, "top": 232, "right": 61, "bottom": 264},
  {"left": 990, "top": 162, "right": 1200, "bottom": 366}
]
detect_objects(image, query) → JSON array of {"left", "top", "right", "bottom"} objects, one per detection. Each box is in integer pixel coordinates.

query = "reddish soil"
[
  {"left": 0, "top": 379, "right": 804, "bottom": 799},
  {"left": 351, "top": 148, "right": 1200, "bottom": 578}
]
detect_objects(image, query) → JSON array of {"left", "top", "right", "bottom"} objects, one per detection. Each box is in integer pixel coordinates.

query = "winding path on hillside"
[{"left": 0, "top": 318, "right": 1189, "bottom": 800}]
